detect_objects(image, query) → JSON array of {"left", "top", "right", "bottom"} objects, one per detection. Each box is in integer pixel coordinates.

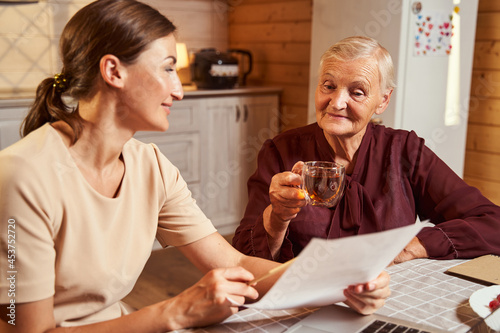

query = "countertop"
[
  {"left": 0, "top": 86, "right": 283, "bottom": 108},
  {"left": 182, "top": 85, "right": 282, "bottom": 97}
]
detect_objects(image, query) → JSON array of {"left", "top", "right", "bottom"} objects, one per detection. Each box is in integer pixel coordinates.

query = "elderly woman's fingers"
[
  {"left": 291, "top": 161, "right": 305, "bottom": 175},
  {"left": 343, "top": 271, "right": 391, "bottom": 315},
  {"left": 343, "top": 290, "right": 387, "bottom": 315}
]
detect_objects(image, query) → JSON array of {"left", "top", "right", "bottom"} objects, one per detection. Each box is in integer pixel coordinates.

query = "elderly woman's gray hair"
[{"left": 319, "top": 36, "right": 396, "bottom": 93}]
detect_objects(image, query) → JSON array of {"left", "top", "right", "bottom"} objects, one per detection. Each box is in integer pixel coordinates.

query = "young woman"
[{"left": 0, "top": 2, "right": 390, "bottom": 331}]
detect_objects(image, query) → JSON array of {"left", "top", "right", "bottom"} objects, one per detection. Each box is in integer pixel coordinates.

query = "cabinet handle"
[
  {"left": 243, "top": 105, "right": 249, "bottom": 122},
  {"left": 236, "top": 105, "right": 241, "bottom": 122}
]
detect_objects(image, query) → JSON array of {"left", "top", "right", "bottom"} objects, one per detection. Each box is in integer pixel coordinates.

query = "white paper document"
[{"left": 246, "top": 223, "right": 424, "bottom": 310}]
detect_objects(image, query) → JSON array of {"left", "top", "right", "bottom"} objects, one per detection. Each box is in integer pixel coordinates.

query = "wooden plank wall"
[
  {"left": 464, "top": 0, "right": 500, "bottom": 205},
  {"left": 228, "top": 0, "right": 312, "bottom": 132}
]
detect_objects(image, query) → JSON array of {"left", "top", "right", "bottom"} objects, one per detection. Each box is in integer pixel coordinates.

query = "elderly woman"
[{"left": 232, "top": 36, "right": 500, "bottom": 263}]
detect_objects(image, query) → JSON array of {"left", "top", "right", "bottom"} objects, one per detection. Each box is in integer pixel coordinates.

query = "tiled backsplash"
[{"left": 0, "top": 0, "right": 228, "bottom": 99}]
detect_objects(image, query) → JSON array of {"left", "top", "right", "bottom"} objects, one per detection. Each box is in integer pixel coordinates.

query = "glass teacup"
[{"left": 301, "top": 161, "right": 346, "bottom": 207}]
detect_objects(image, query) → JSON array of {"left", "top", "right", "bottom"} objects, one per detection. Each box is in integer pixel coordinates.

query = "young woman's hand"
[{"left": 160, "top": 266, "right": 258, "bottom": 330}]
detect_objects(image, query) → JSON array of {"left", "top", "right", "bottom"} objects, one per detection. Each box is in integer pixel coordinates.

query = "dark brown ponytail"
[
  {"left": 21, "top": 75, "right": 82, "bottom": 142},
  {"left": 21, "top": 0, "right": 176, "bottom": 142}
]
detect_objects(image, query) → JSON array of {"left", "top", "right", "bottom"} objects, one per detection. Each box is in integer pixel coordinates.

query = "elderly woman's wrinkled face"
[{"left": 315, "top": 56, "right": 391, "bottom": 139}]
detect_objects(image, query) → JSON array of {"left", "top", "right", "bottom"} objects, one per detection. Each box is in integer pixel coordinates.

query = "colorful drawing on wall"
[{"left": 413, "top": 11, "right": 454, "bottom": 56}]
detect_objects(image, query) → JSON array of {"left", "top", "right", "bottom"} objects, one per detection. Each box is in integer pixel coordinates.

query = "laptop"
[{"left": 284, "top": 303, "right": 492, "bottom": 333}]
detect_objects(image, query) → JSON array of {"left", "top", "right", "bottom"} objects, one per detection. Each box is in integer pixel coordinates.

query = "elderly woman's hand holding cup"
[
  {"left": 266, "top": 161, "right": 306, "bottom": 221},
  {"left": 263, "top": 160, "right": 345, "bottom": 259}
]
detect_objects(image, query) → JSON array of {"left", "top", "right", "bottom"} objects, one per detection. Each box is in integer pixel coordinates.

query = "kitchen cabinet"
[
  {"left": 198, "top": 94, "right": 280, "bottom": 235},
  {"left": 0, "top": 88, "right": 281, "bottom": 237}
]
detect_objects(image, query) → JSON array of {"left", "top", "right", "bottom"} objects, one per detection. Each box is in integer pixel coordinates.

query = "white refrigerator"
[{"left": 308, "top": 0, "right": 478, "bottom": 177}]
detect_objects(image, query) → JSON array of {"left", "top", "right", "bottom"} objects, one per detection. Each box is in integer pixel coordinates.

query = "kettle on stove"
[{"left": 191, "top": 48, "right": 252, "bottom": 89}]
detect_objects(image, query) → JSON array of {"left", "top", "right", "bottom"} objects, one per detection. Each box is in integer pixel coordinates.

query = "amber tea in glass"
[{"left": 302, "top": 161, "right": 345, "bottom": 207}]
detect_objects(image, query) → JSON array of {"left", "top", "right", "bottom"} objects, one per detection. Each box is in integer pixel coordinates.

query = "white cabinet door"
[
  {"left": 201, "top": 97, "right": 242, "bottom": 234},
  {"left": 236, "top": 95, "right": 280, "bottom": 212},
  {"left": 202, "top": 94, "right": 279, "bottom": 235}
]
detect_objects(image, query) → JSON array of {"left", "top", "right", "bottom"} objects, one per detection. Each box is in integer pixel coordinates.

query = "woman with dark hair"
[{"left": 0, "top": 1, "right": 390, "bottom": 331}]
